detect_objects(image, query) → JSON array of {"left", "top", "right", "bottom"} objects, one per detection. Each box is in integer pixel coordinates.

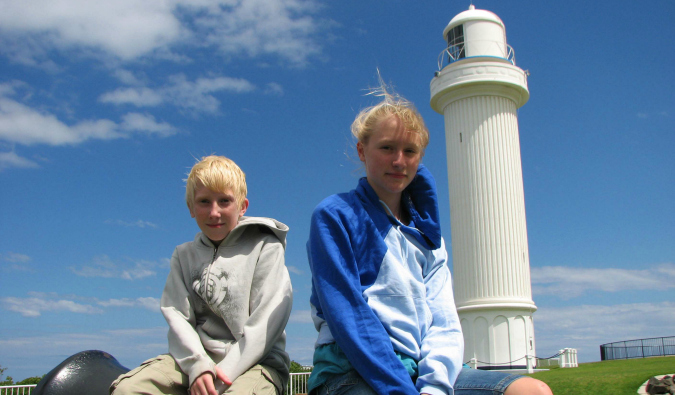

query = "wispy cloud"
[
  {"left": 70, "top": 255, "right": 165, "bottom": 280},
  {"left": 0, "top": 252, "right": 34, "bottom": 272},
  {"left": 0, "top": 327, "right": 168, "bottom": 378},
  {"left": 98, "top": 297, "right": 159, "bottom": 311},
  {"left": 1, "top": 292, "right": 161, "bottom": 317},
  {"left": 0, "top": 82, "right": 178, "bottom": 147},
  {"left": 287, "top": 265, "right": 304, "bottom": 275},
  {"left": 0, "top": 0, "right": 324, "bottom": 66},
  {"left": 264, "top": 82, "right": 284, "bottom": 96},
  {"left": 289, "top": 309, "right": 312, "bottom": 324},
  {"left": 99, "top": 74, "right": 255, "bottom": 114},
  {"left": 99, "top": 88, "right": 164, "bottom": 107},
  {"left": 1, "top": 295, "right": 103, "bottom": 317},
  {"left": 534, "top": 301, "right": 675, "bottom": 362},
  {"left": 636, "top": 111, "right": 669, "bottom": 119},
  {"left": 1, "top": 252, "right": 31, "bottom": 263},
  {"left": 0, "top": 151, "right": 39, "bottom": 170},
  {"left": 104, "top": 219, "right": 159, "bottom": 229},
  {"left": 531, "top": 263, "right": 675, "bottom": 298}
]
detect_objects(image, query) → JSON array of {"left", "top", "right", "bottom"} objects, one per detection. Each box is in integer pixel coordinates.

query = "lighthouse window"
[{"left": 447, "top": 25, "right": 465, "bottom": 62}]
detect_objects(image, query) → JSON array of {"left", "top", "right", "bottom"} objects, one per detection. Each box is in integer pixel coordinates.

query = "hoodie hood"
[{"left": 198, "top": 216, "right": 289, "bottom": 248}]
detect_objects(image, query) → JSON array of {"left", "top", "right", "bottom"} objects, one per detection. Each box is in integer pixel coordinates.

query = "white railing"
[
  {"left": 0, "top": 385, "right": 36, "bottom": 395},
  {"left": 0, "top": 373, "right": 311, "bottom": 395},
  {"left": 287, "top": 372, "right": 310, "bottom": 394},
  {"left": 437, "top": 42, "right": 516, "bottom": 70}
]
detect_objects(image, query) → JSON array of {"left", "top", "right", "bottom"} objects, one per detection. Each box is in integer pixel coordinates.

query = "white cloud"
[
  {"left": 121, "top": 113, "right": 177, "bottom": 136},
  {"left": 0, "top": 0, "right": 185, "bottom": 61},
  {"left": 289, "top": 309, "right": 312, "bottom": 324},
  {"left": 0, "top": 252, "right": 34, "bottom": 272},
  {"left": 70, "top": 255, "right": 119, "bottom": 278},
  {"left": 1, "top": 296, "right": 103, "bottom": 317},
  {"left": 137, "top": 297, "right": 161, "bottom": 311},
  {"left": 104, "top": 219, "right": 160, "bottom": 229},
  {"left": 99, "top": 88, "right": 164, "bottom": 107},
  {"left": 99, "top": 74, "right": 255, "bottom": 113},
  {"left": 0, "top": 96, "right": 121, "bottom": 145},
  {"left": 0, "top": 85, "right": 178, "bottom": 146},
  {"left": 0, "top": 327, "right": 168, "bottom": 378},
  {"left": 113, "top": 69, "right": 148, "bottom": 86},
  {"left": 264, "top": 82, "right": 284, "bottom": 96},
  {"left": 1, "top": 292, "right": 161, "bottom": 318},
  {"left": 531, "top": 263, "right": 675, "bottom": 298},
  {"left": 98, "top": 297, "right": 159, "bottom": 311},
  {"left": 0, "top": 151, "right": 39, "bottom": 169},
  {"left": 0, "top": 0, "right": 324, "bottom": 66},
  {"left": 192, "top": 0, "right": 323, "bottom": 66},
  {"left": 534, "top": 302, "right": 675, "bottom": 362},
  {"left": 1, "top": 252, "right": 31, "bottom": 263},
  {"left": 287, "top": 265, "right": 304, "bottom": 275},
  {"left": 165, "top": 74, "right": 256, "bottom": 113},
  {"left": 70, "top": 255, "right": 164, "bottom": 280}
]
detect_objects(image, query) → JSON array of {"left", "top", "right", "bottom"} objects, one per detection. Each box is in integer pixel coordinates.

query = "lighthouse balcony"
[{"left": 437, "top": 42, "right": 516, "bottom": 71}]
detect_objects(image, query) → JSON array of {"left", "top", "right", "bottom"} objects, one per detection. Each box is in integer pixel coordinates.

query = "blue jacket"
[{"left": 308, "top": 165, "right": 463, "bottom": 395}]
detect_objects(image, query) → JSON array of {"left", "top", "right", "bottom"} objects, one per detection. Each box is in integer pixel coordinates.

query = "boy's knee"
[
  {"left": 110, "top": 355, "right": 186, "bottom": 395},
  {"left": 225, "top": 365, "right": 283, "bottom": 395}
]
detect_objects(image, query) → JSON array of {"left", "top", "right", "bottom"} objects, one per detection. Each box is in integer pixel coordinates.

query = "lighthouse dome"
[{"left": 442, "top": 5, "right": 509, "bottom": 62}]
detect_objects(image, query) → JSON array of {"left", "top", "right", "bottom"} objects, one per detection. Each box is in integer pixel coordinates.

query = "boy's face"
[{"left": 189, "top": 184, "right": 248, "bottom": 243}]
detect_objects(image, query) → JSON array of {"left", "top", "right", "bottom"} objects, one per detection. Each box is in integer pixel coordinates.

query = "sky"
[{"left": 0, "top": 0, "right": 673, "bottom": 382}]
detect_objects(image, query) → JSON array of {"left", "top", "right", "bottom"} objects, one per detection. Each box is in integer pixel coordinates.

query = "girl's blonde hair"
[{"left": 351, "top": 77, "right": 429, "bottom": 149}]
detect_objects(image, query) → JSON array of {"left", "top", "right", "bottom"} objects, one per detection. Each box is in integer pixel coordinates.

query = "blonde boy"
[{"left": 111, "top": 155, "right": 292, "bottom": 395}]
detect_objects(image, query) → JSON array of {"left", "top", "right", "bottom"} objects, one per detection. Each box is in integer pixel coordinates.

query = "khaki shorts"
[{"left": 110, "top": 354, "right": 283, "bottom": 395}]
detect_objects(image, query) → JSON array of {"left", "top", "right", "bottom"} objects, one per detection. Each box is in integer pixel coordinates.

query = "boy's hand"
[{"left": 191, "top": 367, "right": 232, "bottom": 395}]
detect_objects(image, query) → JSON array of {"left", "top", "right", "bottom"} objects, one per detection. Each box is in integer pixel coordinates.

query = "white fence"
[
  {"left": 536, "top": 348, "right": 579, "bottom": 369},
  {"left": 0, "top": 385, "right": 36, "bottom": 395},
  {"left": 287, "top": 372, "right": 310, "bottom": 394},
  {"left": 559, "top": 348, "right": 578, "bottom": 368},
  {"left": 1, "top": 374, "right": 311, "bottom": 395}
]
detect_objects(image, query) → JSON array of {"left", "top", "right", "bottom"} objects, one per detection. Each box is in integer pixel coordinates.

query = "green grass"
[{"left": 527, "top": 356, "right": 675, "bottom": 395}]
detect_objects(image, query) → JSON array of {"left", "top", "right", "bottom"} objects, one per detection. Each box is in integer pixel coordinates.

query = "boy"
[{"left": 111, "top": 155, "right": 293, "bottom": 395}]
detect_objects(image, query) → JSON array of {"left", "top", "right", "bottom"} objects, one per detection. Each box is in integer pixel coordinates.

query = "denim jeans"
[
  {"left": 312, "top": 370, "right": 377, "bottom": 395},
  {"left": 312, "top": 368, "right": 522, "bottom": 395},
  {"left": 454, "top": 368, "right": 522, "bottom": 394}
]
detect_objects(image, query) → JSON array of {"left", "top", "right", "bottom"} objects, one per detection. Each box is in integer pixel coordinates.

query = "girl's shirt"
[{"left": 307, "top": 165, "right": 464, "bottom": 395}]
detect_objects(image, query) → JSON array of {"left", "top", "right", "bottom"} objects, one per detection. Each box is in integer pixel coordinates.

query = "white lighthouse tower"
[{"left": 430, "top": 6, "right": 537, "bottom": 370}]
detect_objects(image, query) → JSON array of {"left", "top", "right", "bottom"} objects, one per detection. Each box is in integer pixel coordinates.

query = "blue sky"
[{"left": 1, "top": 0, "right": 673, "bottom": 381}]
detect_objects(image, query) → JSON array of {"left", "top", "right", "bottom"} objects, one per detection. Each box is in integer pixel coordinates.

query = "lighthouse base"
[{"left": 459, "top": 306, "right": 537, "bottom": 370}]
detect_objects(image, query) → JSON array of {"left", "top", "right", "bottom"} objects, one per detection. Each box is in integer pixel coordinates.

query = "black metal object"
[
  {"left": 32, "top": 350, "right": 130, "bottom": 395},
  {"left": 600, "top": 336, "right": 675, "bottom": 361}
]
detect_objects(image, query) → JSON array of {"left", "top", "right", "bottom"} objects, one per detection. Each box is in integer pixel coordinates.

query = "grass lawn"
[{"left": 527, "top": 356, "right": 675, "bottom": 395}]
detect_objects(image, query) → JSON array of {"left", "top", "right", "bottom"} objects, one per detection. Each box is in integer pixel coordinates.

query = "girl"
[{"left": 306, "top": 84, "right": 552, "bottom": 395}]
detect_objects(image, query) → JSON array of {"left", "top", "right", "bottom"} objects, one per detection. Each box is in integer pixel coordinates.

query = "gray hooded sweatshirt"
[{"left": 160, "top": 216, "right": 292, "bottom": 391}]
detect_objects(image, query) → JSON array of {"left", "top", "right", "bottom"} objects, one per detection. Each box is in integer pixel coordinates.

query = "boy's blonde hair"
[
  {"left": 351, "top": 77, "right": 429, "bottom": 150},
  {"left": 185, "top": 155, "right": 247, "bottom": 209}
]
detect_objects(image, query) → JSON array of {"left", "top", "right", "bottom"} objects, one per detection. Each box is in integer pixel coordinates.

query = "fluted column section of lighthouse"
[{"left": 445, "top": 95, "right": 534, "bottom": 308}]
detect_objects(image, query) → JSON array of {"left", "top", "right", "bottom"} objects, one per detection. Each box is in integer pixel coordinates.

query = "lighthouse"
[{"left": 430, "top": 6, "right": 537, "bottom": 370}]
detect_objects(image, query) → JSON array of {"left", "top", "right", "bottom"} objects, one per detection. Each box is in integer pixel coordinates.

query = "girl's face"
[{"left": 357, "top": 114, "right": 423, "bottom": 205}]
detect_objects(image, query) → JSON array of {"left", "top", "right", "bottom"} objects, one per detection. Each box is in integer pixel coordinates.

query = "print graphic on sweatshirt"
[{"left": 192, "top": 264, "right": 244, "bottom": 322}]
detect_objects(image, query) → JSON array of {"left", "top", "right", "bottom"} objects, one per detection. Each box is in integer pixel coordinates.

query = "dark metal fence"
[{"left": 600, "top": 336, "right": 675, "bottom": 361}]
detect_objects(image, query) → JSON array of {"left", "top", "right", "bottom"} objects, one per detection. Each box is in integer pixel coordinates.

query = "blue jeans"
[
  {"left": 454, "top": 368, "right": 522, "bottom": 394},
  {"left": 312, "top": 368, "right": 522, "bottom": 395}
]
